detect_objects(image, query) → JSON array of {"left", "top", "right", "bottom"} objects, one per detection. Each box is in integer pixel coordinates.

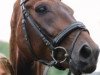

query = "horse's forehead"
[
  {"left": 26, "top": 0, "right": 59, "bottom": 6},
  {"left": 25, "top": 0, "right": 74, "bottom": 19}
]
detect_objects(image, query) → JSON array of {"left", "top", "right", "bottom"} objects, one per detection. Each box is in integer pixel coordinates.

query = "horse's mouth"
[
  {"left": 69, "top": 60, "right": 96, "bottom": 75},
  {"left": 83, "top": 65, "right": 96, "bottom": 73}
]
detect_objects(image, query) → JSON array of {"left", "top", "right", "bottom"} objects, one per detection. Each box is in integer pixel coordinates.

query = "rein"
[{"left": 20, "top": 0, "right": 89, "bottom": 74}]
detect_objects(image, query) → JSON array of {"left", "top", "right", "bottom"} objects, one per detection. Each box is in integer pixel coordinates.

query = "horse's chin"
[
  {"left": 69, "top": 61, "right": 82, "bottom": 75},
  {"left": 70, "top": 65, "right": 96, "bottom": 75},
  {"left": 54, "top": 62, "right": 69, "bottom": 70}
]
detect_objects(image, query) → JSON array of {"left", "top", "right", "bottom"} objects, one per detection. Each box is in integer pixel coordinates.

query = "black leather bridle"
[{"left": 20, "top": 0, "right": 88, "bottom": 68}]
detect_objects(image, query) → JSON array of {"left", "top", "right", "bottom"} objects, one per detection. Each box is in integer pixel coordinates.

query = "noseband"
[{"left": 20, "top": 0, "right": 88, "bottom": 66}]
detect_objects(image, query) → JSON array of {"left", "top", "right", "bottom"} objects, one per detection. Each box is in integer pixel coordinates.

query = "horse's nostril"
[{"left": 79, "top": 45, "right": 92, "bottom": 59}]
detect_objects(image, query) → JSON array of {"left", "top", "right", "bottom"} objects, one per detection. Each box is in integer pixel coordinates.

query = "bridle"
[
  {"left": 20, "top": 0, "right": 89, "bottom": 75},
  {"left": 20, "top": 0, "right": 88, "bottom": 68}
]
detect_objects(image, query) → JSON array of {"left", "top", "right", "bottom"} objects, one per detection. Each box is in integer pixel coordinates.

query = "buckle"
[{"left": 51, "top": 46, "right": 69, "bottom": 64}]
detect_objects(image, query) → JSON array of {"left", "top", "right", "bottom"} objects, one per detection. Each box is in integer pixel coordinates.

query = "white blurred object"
[{"left": 0, "top": 0, "right": 15, "bottom": 42}]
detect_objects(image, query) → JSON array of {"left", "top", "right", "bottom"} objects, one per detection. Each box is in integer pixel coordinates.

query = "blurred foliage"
[{"left": 0, "top": 41, "right": 9, "bottom": 57}]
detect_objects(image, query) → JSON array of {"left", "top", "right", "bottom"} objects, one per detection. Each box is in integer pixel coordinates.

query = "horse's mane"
[
  {"left": 10, "top": 1, "right": 44, "bottom": 75},
  {"left": 10, "top": 0, "right": 20, "bottom": 67}
]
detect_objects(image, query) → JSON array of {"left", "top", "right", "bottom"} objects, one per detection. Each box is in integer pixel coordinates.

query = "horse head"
[{"left": 10, "top": 0, "right": 99, "bottom": 75}]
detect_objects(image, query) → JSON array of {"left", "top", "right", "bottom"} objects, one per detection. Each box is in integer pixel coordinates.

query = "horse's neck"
[{"left": 32, "top": 61, "right": 45, "bottom": 75}]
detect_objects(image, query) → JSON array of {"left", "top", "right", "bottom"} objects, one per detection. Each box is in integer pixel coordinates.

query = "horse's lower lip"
[
  {"left": 83, "top": 65, "right": 96, "bottom": 73},
  {"left": 70, "top": 61, "right": 96, "bottom": 74}
]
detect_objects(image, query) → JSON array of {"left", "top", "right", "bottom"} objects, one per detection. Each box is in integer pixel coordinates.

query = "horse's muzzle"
[{"left": 70, "top": 43, "right": 99, "bottom": 75}]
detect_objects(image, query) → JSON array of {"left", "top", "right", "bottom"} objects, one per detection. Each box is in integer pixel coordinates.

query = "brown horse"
[{"left": 10, "top": 0, "right": 99, "bottom": 75}]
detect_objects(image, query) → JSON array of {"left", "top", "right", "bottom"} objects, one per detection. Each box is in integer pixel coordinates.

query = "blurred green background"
[
  {"left": 0, "top": 41, "right": 9, "bottom": 57},
  {"left": 0, "top": 41, "right": 99, "bottom": 75}
]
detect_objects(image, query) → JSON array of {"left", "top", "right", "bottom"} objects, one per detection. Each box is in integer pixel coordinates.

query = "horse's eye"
[{"left": 35, "top": 5, "right": 48, "bottom": 15}]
